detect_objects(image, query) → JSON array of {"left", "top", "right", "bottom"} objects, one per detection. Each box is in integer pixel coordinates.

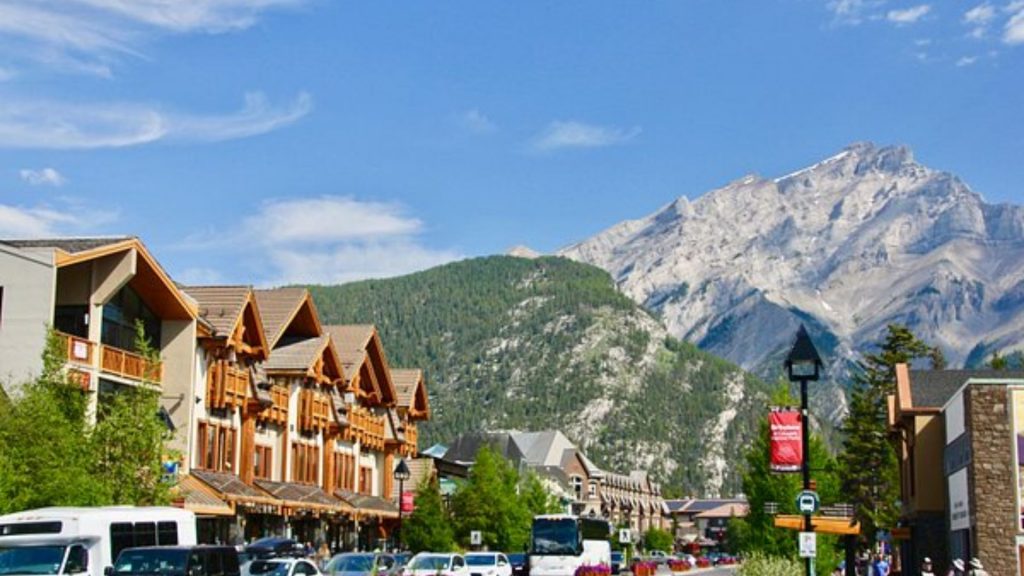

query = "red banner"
[
  {"left": 769, "top": 408, "right": 802, "bottom": 473},
  {"left": 401, "top": 491, "right": 415, "bottom": 513}
]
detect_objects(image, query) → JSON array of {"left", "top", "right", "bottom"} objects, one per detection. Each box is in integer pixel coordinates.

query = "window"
[
  {"left": 109, "top": 522, "right": 178, "bottom": 562},
  {"left": 157, "top": 522, "right": 178, "bottom": 546},
  {"left": 292, "top": 443, "right": 319, "bottom": 484},
  {"left": 196, "top": 421, "right": 236, "bottom": 472},
  {"left": 54, "top": 304, "right": 88, "bottom": 338},
  {"left": 101, "top": 285, "right": 161, "bottom": 352},
  {"left": 64, "top": 545, "right": 88, "bottom": 574},
  {"left": 571, "top": 476, "right": 583, "bottom": 501},
  {"left": 359, "top": 466, "right": 374, "bottom": 495},
  {"left": 334, "top": 453, "right": 355, "bottom": 491},
  {"left": 295, "top": 562, "right": 317, "bottom": 576},
  {"left": 255, "top": 445, "right": 273, "bottom": 480}
]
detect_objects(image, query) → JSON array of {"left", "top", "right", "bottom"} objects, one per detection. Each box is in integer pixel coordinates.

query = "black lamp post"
[
  {"left": 785, "top": 324, "right": 822, "bottom": 576},
  {"left": 393, "top": 458, "right": 411, "bottom": 552}
]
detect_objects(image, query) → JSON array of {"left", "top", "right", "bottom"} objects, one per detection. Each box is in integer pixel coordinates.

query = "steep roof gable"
[
  {"left": 324, "top": 325, "right": 397, "bottom": 407},
  {"left": 392, "top": 369, "right": 430, "bottom": 419},
  {"left": 255, "top": 288, "right": 322, "bottom": 348}
]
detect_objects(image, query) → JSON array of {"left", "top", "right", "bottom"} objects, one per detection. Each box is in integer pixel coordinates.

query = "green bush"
[{"left": 738, "top": 552, "right": 802, "bottom": 576}]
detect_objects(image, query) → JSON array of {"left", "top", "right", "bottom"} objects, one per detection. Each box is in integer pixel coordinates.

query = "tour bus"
[
  {"left": 0, "top": 507, "right": 197, "bottom": 576},
  {"left": 529, "top": 515, "right": 611, "bottom": 576}
]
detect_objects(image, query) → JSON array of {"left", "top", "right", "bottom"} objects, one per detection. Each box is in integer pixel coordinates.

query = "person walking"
[
  {"left": 872, "top": 554, "right": 890, "bottom": 576},
  {"left": 967, "top": 558, "right": 988, "bottom": 576},
  {"left": 920, "top": 557, "right": 935, "bottom": 576},
  {"left": 946, "top": 558, "right": 965, "bottom": 576}
]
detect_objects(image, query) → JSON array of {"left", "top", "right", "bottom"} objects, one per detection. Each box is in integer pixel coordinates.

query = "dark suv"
[{"left": 110, "top": 546, "right": 241, "bottom": 576}]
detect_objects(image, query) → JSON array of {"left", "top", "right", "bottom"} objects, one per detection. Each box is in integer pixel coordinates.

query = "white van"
[{"left": 0, "top": 507, "right": 197, "bottom": 576}]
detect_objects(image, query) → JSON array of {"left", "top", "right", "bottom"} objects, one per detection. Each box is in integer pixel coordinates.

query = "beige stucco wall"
[
  {"left": 160, "top": 319, "right": 198, "bottom": 456},
  {"left": 0, "top": 246, "right": 56, "bottom": 393},
  {"left": 914, "top": 414, "right": 947, "bottom": 512}
]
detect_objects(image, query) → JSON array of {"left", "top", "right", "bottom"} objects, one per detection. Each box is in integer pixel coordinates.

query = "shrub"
[{"left": 738, "top": 552, "right": 802, "bottom": 576}]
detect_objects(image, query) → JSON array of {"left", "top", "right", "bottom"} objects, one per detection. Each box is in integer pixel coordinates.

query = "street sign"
[
  {"left": 796, "top": 490, "right": 820, "bottom": 514},
  {"left": 618, "top": 529, "right": 631, "bottom": 544},
  {"left": 798, "top": 532, "right": 816, "bottom": 558},
  {"left": 470, "top": 531, "right": 482, "bottom": 546}
]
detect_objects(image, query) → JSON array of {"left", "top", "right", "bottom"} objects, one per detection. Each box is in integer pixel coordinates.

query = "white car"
[
  {"left": 247, "top": 558, "right": 323, "bottom": 576},
  {"left": 465, "top": 553, "right": 512, "bottom": 576},
  {"left": 402, "top": 553, "right": 469, "bottom": 576}
]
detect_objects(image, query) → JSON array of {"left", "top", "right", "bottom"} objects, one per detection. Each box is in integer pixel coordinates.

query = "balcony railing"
[
  {"left": 405, "top": 422, "right": 418, "bottom": 451},
  {"left": 299, "top": 388, "right": 331, "bottom": 433},
  {"left": 346, "top": 405, "right": 386, "bottom": 450},
  {"left": 56, "top": 331, "right": 95, "bottom": 366},
  {"left": 258, "top": 385, "right": 289, "bottom": 425},
  {"left": 100, "top": 344, "right": 163, "bottom": 383},
  {"left": 207, "top": 361, "right": 249, "bottom": 410}
]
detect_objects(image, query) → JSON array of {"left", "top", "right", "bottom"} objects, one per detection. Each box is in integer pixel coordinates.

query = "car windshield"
[
  {"left": 113, "top": 550, "right": 188, "bottom": 576},
  {"left": 409, "top": 557, "right": 450, "bottom": 571},
  {"left": 531, "top": 519, "right": 578, "bottom": 556},
  {"left": 326, "top": 556, "right": 374, "bottom": 573},
  {"left": 465, "top": 556, "right": 495, "bottom": 567},
  {"left": 505, "top": 555, "right": 524, "bottom": 564},
  {"left": 0, "top": 546, "right": 67, "bottom": 576}
]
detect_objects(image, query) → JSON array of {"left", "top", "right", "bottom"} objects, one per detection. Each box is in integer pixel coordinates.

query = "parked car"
[
  {"left": 245, "top": 558, "right": 322, "bottom": 576},
  {"left": 610, "top": 552, "right": 623, "bottom": 574},
  {"left": 646, "top": 551, "right": 670, "bottom": 565},
  {"left": 465, "top": 553, "right": 511, "bottom": 576},
  {"left": 110, "top": 546, "right": 240, "bottom": 576},
  {"left": 400, "top": 554, "right": 468, "bottom": 576},
  {"left": 244, "top": 539, "right": 305, "bottom": 560},
  {"left": 323, "top": 553, "right": 397, "bottom": 576},
  {"left": 504, "top": 553, "right": 527, "bottom": 576}
]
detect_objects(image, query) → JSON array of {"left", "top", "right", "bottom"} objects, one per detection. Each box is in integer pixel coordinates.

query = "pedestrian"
[
  {"left": 946, "top": 558, "right": 965, "bottom": 576},
  {"left": 920, "top": 557, "right": 934, "bottom": 576},
  {"left": 872, "top": 554, "right": 890, "bottom": 576},
  {"left": 967, "top": 558, "right": 988, "bottom": 576}
]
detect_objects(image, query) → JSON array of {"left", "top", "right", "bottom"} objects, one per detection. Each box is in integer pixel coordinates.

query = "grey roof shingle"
[
  {"left": 909, "top": 369, "right": 1024, "bottom": 408},
  {"left": 328, "top": 325, "right": 375, "bottom": 351},
  {"left": 183, "top": 285, "right": 252, "bottom": 337},
  {"left": 1, "top": 237, "right": 132, "bottom": 253},
  {"left": 391, "top": 369, "right": 421, "bottom": 408},
  {"left": 254, "top": 288, "right": 309, "bottom": 346},
  {"left": 265, "top": 335, "right": 328, "bottom": 372}
]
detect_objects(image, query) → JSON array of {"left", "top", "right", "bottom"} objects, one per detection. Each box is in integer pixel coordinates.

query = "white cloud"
[
  {"left": 177, "top": 195, "right": 463, "bottom": 286},
  {"left": 0, "top": 201, "right": 116, "bottom": 238},
  {"left": 0, "top": 0, "right": 302, "bottom": 75},
  {"left": 964, "top": 4, "right": 996, "bottom": 37},
  {"left": 887, "top": 5, "right": 931, "bottom": 25},
  {"left": 0, "top": 91, "right": 311, "bottom": 149},
  {"left": 531, "top": 121, "right": 641, "bottom": 152},
  {"left": 19, "top": 167, "right": 67, "bottom": 186},
  {"left": 956, "top": 55, "right": 979, "bottom": 66},
  {"left": 458, "top": 109, "right": 496, "bottom": 134},
  {"left": 827, "top": 0, "right": 885, "bottom": 25},
  {"left": 1006, "top": 6, "right": 1024, "bottom": 44}
]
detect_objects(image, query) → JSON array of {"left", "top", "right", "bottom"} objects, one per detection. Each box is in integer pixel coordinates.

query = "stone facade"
[{"left": 966, "top": 385, "right": 1018, "bottom": 575}]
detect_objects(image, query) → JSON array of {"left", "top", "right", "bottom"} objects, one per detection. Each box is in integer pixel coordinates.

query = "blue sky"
[{"left": 1, "top": 0, "right": 1021, "bottom": 286}]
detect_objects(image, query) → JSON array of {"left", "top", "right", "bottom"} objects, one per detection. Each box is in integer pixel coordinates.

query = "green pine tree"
[
  {"left": 403, "top": 477, "right": 454, "bottom": 553},
  {"left": 451, "top": 445, "right": 532, "bottom": 551}
]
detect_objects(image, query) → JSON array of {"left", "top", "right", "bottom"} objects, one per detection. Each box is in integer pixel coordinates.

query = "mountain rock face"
[
  {"left": 309, "top": 257, "right": 771, "bottom": 496},
  {"left": 561, "top": 143, "right": 1024, "bottom": 420}
]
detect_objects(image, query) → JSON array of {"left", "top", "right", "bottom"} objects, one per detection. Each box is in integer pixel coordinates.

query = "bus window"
[
  {"left": 157, "top": 523, "right": 179, "bottom": 546},
  {"left": 111, "top": 524, "right": 134, "bottom": 561},
  {"left": 64, "top": 545, "right": 88, "bottom": 574},
  {"left": 134, "top": 524, "right": 156, "bottom": 547}
]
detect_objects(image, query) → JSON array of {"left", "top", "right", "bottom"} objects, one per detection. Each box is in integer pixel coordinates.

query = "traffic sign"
[
  {"left": 796, "top": 490, "right": 820, "bottom": 514},
  {"left": 470, "top": 531, "right": 482, "bottom": 546},
  {"left": 618, "top": 529, "right": 631, "bottom": 544},
  {"left": 798, "top": 532, "right": 816, "bottom": 558}
]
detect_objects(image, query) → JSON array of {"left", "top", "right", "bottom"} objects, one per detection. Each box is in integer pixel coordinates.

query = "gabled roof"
[
  {"left": 512, "top": 430, "right": 577, "bottom": 468},
  {"left": 444, "top": 431, "right": 526, "bottom": 465},
  {"left": 324, "top": 325, "right": 397, "bottom": 406},
  {"left": 392, "top": 369, "right": 430, "bottom": 419},
  {"left": 695, "top": 502, "right": 749, "bottom": 519},
  {"left": 2, "top": 237, "right": 132, "bottom": 254},
  {"left": 254, "top": 288, "right": 322, "bottom": 348},
  {"left": 185, "top": 286, "right": 270, "bottom": 359},
  {"left": 893, "top": 363, "right": 1024, "bottom": 419},
  {"left": 265, "top": 335, "right": 343, "bottom": 382}
]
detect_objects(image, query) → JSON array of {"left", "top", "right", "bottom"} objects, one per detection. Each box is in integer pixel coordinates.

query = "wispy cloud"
[
  {"left": 458, "top": 109, "right": 497, "bottom": 134},
  {"left": 956, "top": 55, "right": 979, "bottom": 66},
  {"left": 827, "top": 0, "right": 885, "bottom": 25},
  {"left": 1006, "top": 5, "right": 1024, "bottom": 44},
  {"left": 964, "top": 4, "right": 997, "bottom": 38},
  {"left": 19, "top": 167, "right": 67, "bottom": 186},
  {"left": 887, "top": 5, "right": 931, "bottom": 25},
  {"left": 0, "top": 200, "right": 117, "bottom": 238},
  {"left": 0, "top": 0, "right": 302, "bottom": 76},
  {"left": 531, "top": 121, "right": 641, "bottom": 152},
  {"left": 177, "top": 195, "right": 462, "bottom": 285},
  {"left": 0, "top": 91, "right": 311, "bottom": 149}
]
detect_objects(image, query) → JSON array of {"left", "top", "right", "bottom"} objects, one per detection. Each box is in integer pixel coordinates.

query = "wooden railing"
[
  {"left": 404, "top": 422, "right": 418, "bottom": 453},
  {"left": 299, "top": 388, "right": 331, "bottom": 433},
  {"left": 346, "top": 405, "right": 387, "bottom": 450},
  {"left": 207, "top": 361, "right": 249, "bottom": 410},
  {"left": 100, "top": 344, "right": 163, "bottom": 383},
  {"left": 258, "top": 385, "right": 289, "bottom": 425},
  {"left": 56, "top": 331, "right": 94, "bottom": 366}
]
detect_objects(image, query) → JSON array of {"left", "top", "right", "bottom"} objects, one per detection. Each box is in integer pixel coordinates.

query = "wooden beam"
[{"left": 773, "top": 515, "right": 860, "bottom": 535}]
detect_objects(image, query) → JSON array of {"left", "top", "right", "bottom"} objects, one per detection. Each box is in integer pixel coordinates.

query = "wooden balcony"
[
  {"left": 299, "top": 388, "right": 331, "bottom": 433},
  {"left": 57, "top": 331, "right": 95, "bottom": 367},
  {"left": 207, "top": 361, "right": 249, "bottom": 410},
  {"left": 99, "top": 344, "right": 163, "bottom": 384},
  {"left": 345, "top": 405, "right": 386, "bottom": 450},
  {"left": 258, "top": 385, "right": 289, "bottom": 425},
  {"left": 404, "top": 422, "right": 418, "bottom": 453}
]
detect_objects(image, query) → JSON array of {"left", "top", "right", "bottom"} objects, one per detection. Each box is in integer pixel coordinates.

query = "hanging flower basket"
[
  {"left": 575, "top": 565, "right": 612, "bottom": 576},
  {"left": 667, "top": 559, "right": 690, "bottom": 573},
  {"left": 630, "top": 561, "right": 657, "bottom": 576}
]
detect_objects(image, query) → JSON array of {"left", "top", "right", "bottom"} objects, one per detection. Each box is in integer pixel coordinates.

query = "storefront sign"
[
  {"left": 1013, "top": 389, "right": 1024, "bottom": 529},
  {"left": 948, "top": 468, "right": 970, "bottom": 532},
  {"left": 401, "top": 491, "right": 414, "bottom": 513},
  {"left": 769, "top": 408, "right": 802, "bottom": 473}
]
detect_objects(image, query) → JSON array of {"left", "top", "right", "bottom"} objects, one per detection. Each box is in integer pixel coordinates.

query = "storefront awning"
[
  {"left": 192, "top": 469, "right": 281, "bottom": 511},
  {"left": 334, "top": 489, "right": 399, "bottom": 519},
  {"left": 176, "top": 475, "right": 234, "bottom": 517},
  {"left": 255, "top": 480, "right": 351, "bottom": 515}
]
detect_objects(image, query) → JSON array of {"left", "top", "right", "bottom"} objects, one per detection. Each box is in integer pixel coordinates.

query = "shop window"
[{"left": 196, "top": 421, "right": 236, "bottom": 473}]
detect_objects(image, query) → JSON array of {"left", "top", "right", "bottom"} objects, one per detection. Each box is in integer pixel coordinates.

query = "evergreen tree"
[
  {"left": 838, "top": 324, "right": 936, "bottom": 550},
  {"left": 403, "top": 477, "right": 454, "bottom": 553},
  {"left": 991, "top": 350, "right": 1007, "bottom": 370},
  {"left": 520, "top": 471, "right": 560, "bottom": 516},
  {"left": 451, "top": 445, "right": 531, "bottom": 551},
  {"left": 643, "top": 528, "right": 673, "bottom": 553}
]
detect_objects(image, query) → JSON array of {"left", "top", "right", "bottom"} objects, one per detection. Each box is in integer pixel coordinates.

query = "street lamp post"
[
  {"left": 393, "top": 458, "right": 411, "bottom": 553},
  {"left": 786, "top": 325, "right": 822, "bottom": 576}
]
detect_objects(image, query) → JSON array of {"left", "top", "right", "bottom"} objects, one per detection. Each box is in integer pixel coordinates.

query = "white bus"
[
  {"left": 528, "top": 515, "right": 611, "bottom": 576},
  {"left": 0, "top": 507, "right": 196, "bottom": 576}
]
